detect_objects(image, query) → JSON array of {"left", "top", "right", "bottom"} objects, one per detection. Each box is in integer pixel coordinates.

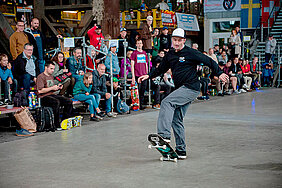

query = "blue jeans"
[
  {"left": 1, "top": 79, "right": 18, "bottom": 99},
  {"left": 74, "top": 94, "right": 99, "bottom": 115},
  {"left": 157, "top": 86, "right": 199, "bottom": 152},
  {"left": 93, "top": 93, "right": 112, "bottom": 113},
  {"left": 22, "top": 73, "right": 35, "bottom": 92}
]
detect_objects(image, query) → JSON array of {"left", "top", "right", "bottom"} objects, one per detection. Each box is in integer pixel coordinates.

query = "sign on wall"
[
  {"left": 175, "top": 13, "right": 200, "bottom": 31},
  {"left": 204, "top": 0, "right": 241, "bottom": 13},
  {"left": 161, "top": 10, "right": 176, "bottom": 27}
]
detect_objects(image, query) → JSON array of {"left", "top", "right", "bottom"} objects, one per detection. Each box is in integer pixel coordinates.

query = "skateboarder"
[{"left": 138, "top": 28, "right": 229, "bottom": 159}]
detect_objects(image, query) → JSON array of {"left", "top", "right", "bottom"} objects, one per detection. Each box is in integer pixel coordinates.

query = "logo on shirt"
[
  {"left": 179, "top": 57, "right": 185, "bottom": 63},
  {"left": 137, "top": 54, "right": 146, "bottom": 64}
]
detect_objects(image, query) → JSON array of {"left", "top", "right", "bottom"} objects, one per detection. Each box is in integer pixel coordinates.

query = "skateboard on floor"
[
  {"left": 130, "top": 82, "right": 140, "bottom": 111},
  {"left": 148, "top": 133, "right": 178, "bottom": 162},
  {"left": 73, "top": 116, "right": 83, "bottom": 127},
  {"left": 61, "top": 116, "right": 83, "bottom": 130}
]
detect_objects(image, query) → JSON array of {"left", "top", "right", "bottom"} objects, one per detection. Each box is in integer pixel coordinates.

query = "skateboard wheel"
[
  {"left": 160, "top": 156, "right": 164, "bottom": 161},
  {"left": 162, "top": 145, "right": 167, "bottom": 150},
  {"left": 173, "top": 158, "right": 178, "bottom": 163},
  {"left": 148, "top": 145, "right": 152, "bottom": 149}
]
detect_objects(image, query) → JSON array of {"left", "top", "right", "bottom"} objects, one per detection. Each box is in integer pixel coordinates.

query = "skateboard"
[
  {"left": 130, "top": 82, "right": 140, "bottom": 111},
  {"left": 60, "top": 116, "right": 83, "bottom": 130},
  {"left": 148, "top": 133, "right": 178, "bottom": 162}
]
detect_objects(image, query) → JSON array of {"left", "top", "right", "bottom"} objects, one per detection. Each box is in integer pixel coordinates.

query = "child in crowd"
[
  {"left": 262, "top": 63, "right": 273, "bottom": 87},
  {"left": 73, "top": 72, "right": 105, "bottom": 121},
  {"left": 120, "top": 50, "right": 133, "bottom": 79},
  {"left": 112, "top": 77, "right": 129, "bottom": 114},
  {"left": 0, "top": 54, "right": 18, "bottom": 104}
]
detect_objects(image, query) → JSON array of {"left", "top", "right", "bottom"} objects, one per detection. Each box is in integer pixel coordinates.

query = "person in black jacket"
[
  {"left": 12, "top": 43, "right": 39, "bottom": 92},
  {"left": 138, "top": 28, "right": 229, "bottom": 159},
  {"left": 159, "top": 27, "right": 171, "bottom": 53}
]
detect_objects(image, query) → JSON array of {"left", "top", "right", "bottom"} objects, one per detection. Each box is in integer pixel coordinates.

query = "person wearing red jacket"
[{"left": 87, "top": 24, "right": 104, "bottom": 50}]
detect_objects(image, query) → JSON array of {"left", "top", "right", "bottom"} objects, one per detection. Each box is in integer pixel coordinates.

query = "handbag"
[
  {"left": 14, "top": 107, "right": 37, "bottom": 132},
  {"left": 55, "top": 72, "right": 72, "bottom": 82}
]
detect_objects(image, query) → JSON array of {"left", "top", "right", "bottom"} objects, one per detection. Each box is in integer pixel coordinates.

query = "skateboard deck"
[
  {"left": 61, "top": 116, "right": 83, "bottom": 130},
  {"left": 130, "top": 82, "right": 140, "bottom": 111},
  {"left": 148, "top": 133, "right": 178, "bottom": 162},
  {"left": 73, "top": 116, "right": 83, "bottom": 127}
]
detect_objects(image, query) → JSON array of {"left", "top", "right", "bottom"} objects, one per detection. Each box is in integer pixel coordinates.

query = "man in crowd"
[
  {"left": 250, "top": 56, "right": 262, "bottom": 87},
  {"left": 217, "top": 50, "right": 228, "bottom": 64},
  {"left": 67, "top": 47, "right": 85, "bottom": 82},
  {"left": 13, "top": 43, "right": 39, "bottom": 92},
  {"left": 9, "top": 21, "right": 29, "bottom": 60},
  {"left": 230, "top": 57, "right": 245, "bottom": 93},
  {"left": 213, "top": 44, "right": 220, "bottom": 56},
  {"left": 0, "top": 54, "right": 17, "bottom": 103},
  {"left": 208, "top": 48, "right": 218, "bottom": 64},
  {"left": 36, "top": 61, "right": 73, "bottom": 130},
  {"left": 131, "top": 39, "right": 149, "bottom": 110},
  {"left": 159, "top": 27, "right": 171, "bottom": 53},
  {"left": 87, "top": 24, "right": 104, "bottom": 50},
  {"left": 141, "top": 16, "right": 153, "bottom": 53},
  {"left": 91, "top": 63, "right": 116, "bottom": 117},
  {"left": 265, "top": 34, "right": 277, "bottom": 64},
  {"left": 192, "top": 43, "right": 198, "bottom": 50},
  {"left": 155, "top": 0, "right": 170, "bottom": 10},
  {"left": 117, "top": 28, "right": 128, "bottom": 59}
]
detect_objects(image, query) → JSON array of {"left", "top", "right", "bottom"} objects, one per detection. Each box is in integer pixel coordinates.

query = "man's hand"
[
  {"left": 7, "top": 63, "right": 12, "bottom": 70},
  {"left": 138, "top": 75, "right": 149, "bottom": 83},
  {"left": 131, "top": 77, "right": 135, "bottom": 85},
  {"left": 8, "top": 77, "right": 13, "bottom": 84},
  {"left": 105, "top": 93, "right": 111, "bottom": 99},
  {"left": 85, "top": 92, "right": 89, "bottom": 96},
  {"left": 219, "top": 73, "right": 229, "bottom": 83},
  {"left": 34, "top": 78, "right": 37, "bottom": 83}
]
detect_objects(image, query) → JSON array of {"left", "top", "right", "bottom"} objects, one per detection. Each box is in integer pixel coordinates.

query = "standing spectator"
[
  {"left": 131, "top": 39, "right": 149, "bottom": 110},
  {"left": 250, "top": 56, "right": 262, "bottom": 87},
  {"left": 141, "top": 16, "right": 153, "bottom": 54},
  {"left": 120, "top": 50, "right": 133, "bottom": 78},
  {"left": 229, "top": 30, "right": 241, "bottom": 58},
  {"left": 155, "top": 0, "right": 170, "bottom": 10},
  {"left": 66, "top": 47, "right": 85, "bottom": 82},
  {"left": 241, "top": 60, "right": 252, "bottom": 91},
  {"left": 208, "top": 48, "right": 218, "bottom": 64},
  {"left": 87, "top": 24, "right": 104, "bottom": 50},
  {"left": 51, "top": 52, "right": 72, "bottom": 96},
  {"left": 91, "top": 63, "right": 116, "bottom": 117},
  {"left": 128, "top": 30, "right": 140, "bottom": 50},
  {"left": 105, "top": 43, "right": 120, "bottom": 77},
  {"left": 36, "top": 61, "right": 73, "bottom": 130},
  {"left": 73, "top": 72, "right": 104, "bottom": 121},
  {"left": 152, "top": 28, "right": 160, "bottom": 58},
  {"left": 12, "top": 43, "right": 39, "bottom": 92},
  {"left": 235, "top": 26, "right": 243, "bottom": 43},
  {"left": 0, "top": 54, "right": 18, "bottom": 103},
  {"left": 117, "top": 28, "right": 128, "bottom": 59},
  {"left": 265, "top": 35, "right": 277, "bottom": 64},
  {"left": 159, "top": 27, "right": 171, "bottom": 53},
  {"left": 9, "top": 21, "right": 29, "bottom": 60}
]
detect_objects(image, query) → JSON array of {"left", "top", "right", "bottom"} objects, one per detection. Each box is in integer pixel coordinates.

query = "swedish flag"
[{"left": 241, "top": 0, "right": 261, "bottom": 29}]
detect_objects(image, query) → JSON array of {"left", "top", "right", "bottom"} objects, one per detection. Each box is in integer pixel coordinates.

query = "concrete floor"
[{"left": 0, "top": 88, "right": 282, "bottom": 188}]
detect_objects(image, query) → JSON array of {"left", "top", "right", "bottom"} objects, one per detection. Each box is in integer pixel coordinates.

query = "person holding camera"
[{"left": 36, "top": 61, "right": 73, "bottom": 130}]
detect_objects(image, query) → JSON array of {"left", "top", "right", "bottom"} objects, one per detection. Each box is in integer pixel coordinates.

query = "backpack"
[
  {"left": 33, "top": 107, "right": 56, "bottom": 132},
  {"left": 116, "top": 99, "right": 130, "bottom": 114},
  {"left": 13, "top": 90, "right": 28, "bottom": 107}
]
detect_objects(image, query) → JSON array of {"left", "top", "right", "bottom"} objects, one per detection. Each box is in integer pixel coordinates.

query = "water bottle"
[
  {"left": 32, "top": 94, "right": 36, "bottom": 108},
  {"left": 28, "top": 92, "right": 33, "bottom": 108}
]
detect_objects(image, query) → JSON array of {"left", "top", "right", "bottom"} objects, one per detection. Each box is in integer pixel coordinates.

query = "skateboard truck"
[
  {"left": 148, "top": 144, "right": 167, "bottom": 150},
  {"left": 160, "top": 155, "right": 178, "bottom": 162}
]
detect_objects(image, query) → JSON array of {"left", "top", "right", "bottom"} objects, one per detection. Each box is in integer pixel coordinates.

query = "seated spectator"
[
  {"left": 217, "top": 50, "right": 228, "bottom": 65},
  {"left": 91, "top": 63, "right": 116, "bottom": 117},
  {"left": 250, "top": 56, "right": 262, "bottom": 87},
  {"left": 36, "top": 61, "right": 73, "bottom": 130},
  {"left": 213, "top": 44, "right": 220, "bottom": 56},
  {"left": 0, "top": 54, "right": 18, "bottom": 103},
  {"left": 230, "top": 57, "right": 246, "bottom": 93},
  {"left": 224, "top": 60, "right": 239, "bottom": 94},
  {"left": 111, "top": 77, "right": 129, "bottom": 114},
  {"left": 212, "top": 61, "right": 231, "bottom": 96},
  {"left": 84, "top": 48, "right": 97, "bottom": 72},
  {"left": 12, "top": 43, "right": 39, "bottom": 92},
  {"left": 66, "top": 47, "right": 85, "bottom": 82},
  {"left": 197, "top": 64, "right": 211, "bottom": 100},
  {"left": 241, "top": 60, "right": 252, "bottom": 91},
  {"left": 192, "top": 43, "right": 198, "bottom": 50},
  {"left": 51, "top": 52, "right": 72, "bottom": 96},
  {"left": 262, "top": 62, "right": 273, "bottom": 87},
  {"left": 73, "top": 72, "right": 104, "bottom": 121},
  {"left": 120, "top": 50, "right": 133, "bottom": 79},
  {"left": 105, "top": 43, "right": 120, "bottom": 77},
  {"left": 208, "top": 48, "right": 218, "bottom": 64}
]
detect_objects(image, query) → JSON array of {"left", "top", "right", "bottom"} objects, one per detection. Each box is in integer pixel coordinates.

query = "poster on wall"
[
  {"left": 161, "top": 10, "right": 176, "bottom": 27},
  {"left": 204, "top": 0, "right": 241, "bottom": 13},
  {"left": 175, "top": 13, "right": 199, "bottom": 31}
]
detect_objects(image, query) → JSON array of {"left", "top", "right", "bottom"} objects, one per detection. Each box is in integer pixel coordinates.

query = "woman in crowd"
[
  {"left": 73, "top": 72, "right": 104, "bottom": 121},
  {"left": 84, "top": 48, "right": 97, "bottom": 72},
  {"left": 120, "top": 50, "right": 133, "bottom": 79},
  {"left": 51, "top": 52, "right": 72, "bottom": 96},
  {"left": 229, "top": 30, "right": 241, "bottom": 58},
  {"left": 152, "top": 28, "right": 160, "bottom": 59},
  {"left": 241, "top": 59, "right": 252, "bottom": 91}
]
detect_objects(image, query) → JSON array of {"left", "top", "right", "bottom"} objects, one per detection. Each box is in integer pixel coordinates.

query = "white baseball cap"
[
  {"left": 172, "top": 28, "right": 185, "bottom": 38},
  {"left": 146, "top": 16, "right": 153, "bottom": 21}
]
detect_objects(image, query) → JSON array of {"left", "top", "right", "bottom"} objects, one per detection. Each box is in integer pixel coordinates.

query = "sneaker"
[
  {"left": 95, "top": 115, "right": 103, "bottom": 120},
  {"left": 4, "top": 99, "right": 9, "bottom": 104},
  {"left": 106, "top": 112, "right": 117, "bottom": 118},
  {"left": 233, "top": 90, "right": 240, "bottom": 94},
  {"left": 16, "top": 128, "right": 34, "bottom": 137},
  {"left": 56, "top": 127, "right": 63, "bottom": 131},
  {"left": 204, "top": 95, "right": 210, "bottom": 100},
  {"left": 197, "top": 96, "right": 205, "bottom": 100},
  {"left": 152, "top": 104, "right": 161, "bottom": 109},
  {"left": 176, "top": 150, "right": 187, "bottom": 159},
  {"left": 239, "top": 88, "right": 247, "bottom": 93},
  {"left": 97, "top": 112, "right": 105, "bottom": 117},
  {"left": 223, "top": 90, "right": 231, "bottom": 95},
  {"left": 217, "top": 91, "right": 224, "bottom": 96},
  {"left": 90, "top": 116, "right": 100, "bottom": 122},
  {"left": 242, "top": 84, "right": 248, "bottom": 89}
]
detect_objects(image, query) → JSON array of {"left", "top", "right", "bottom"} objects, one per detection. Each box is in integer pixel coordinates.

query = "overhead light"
[{"left": 63, "top": 11, "right": 78, "bottom": 14}]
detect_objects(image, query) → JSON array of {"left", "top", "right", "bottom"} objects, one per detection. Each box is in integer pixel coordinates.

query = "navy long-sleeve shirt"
[{"left": 149, "top": 46, "right": 223, "bottom": 91}]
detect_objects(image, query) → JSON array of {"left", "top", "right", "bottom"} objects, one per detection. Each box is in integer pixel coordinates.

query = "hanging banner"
[
  {"left": 204, "top": 0, "right": 241, "bottom": 13},
  {"left": 175, "top": 13, "right": 200, "bottom": 31},
  {"left": 261, "top": 0, "right": 280, "bottom": 27},
  {"left": 161, "top": 10, "right": 176, "bottom": 27},
  {"left": 241, "top": 0, "right": 260, "bottom": 29}
]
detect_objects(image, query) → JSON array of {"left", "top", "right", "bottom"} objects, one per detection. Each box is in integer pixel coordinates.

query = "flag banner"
[
  {"left": 204, "top": 0, "right": 241, "bottom": 13},
  {"left": 161, "top": 10, "right": 177, "bottom": 27},
  {"left": 241, "top": 0, "right": 260, "bottom": 29},
  {"left": 262, "top": 0, "right": 280, "bottom": 27},
  {"left": 176, "top": 13, "right": 200, "bottom": 31}
]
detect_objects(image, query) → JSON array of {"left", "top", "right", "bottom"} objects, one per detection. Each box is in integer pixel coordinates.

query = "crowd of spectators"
[{"left": 0, "top": 16, "right": 274, "bottom": 137}]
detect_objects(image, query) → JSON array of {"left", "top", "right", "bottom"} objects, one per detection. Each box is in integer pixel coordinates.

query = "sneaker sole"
[
  {"left": 16, "top": 133, "right": 34, "bottom": 137},
  {"left": 177, "top": 156, "right": 187, "bottom": 160}
]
